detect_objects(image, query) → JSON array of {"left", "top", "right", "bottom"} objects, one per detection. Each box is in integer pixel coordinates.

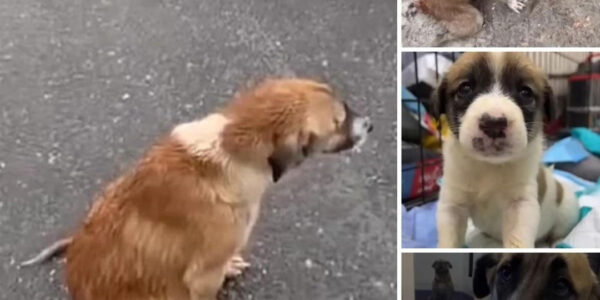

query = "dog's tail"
[{"left": 20, "top": 237, "right": 73, "bottom": 267}]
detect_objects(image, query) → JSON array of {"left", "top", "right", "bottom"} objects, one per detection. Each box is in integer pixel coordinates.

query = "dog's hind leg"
[{"left": 548, "top": 182, "right": 580, "bottom": 245}]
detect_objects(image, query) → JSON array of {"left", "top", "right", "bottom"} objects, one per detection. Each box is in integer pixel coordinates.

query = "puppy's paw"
[
  {"left": 507, "top": 0, "right": 527, "bottom": 13},
  {"left": 503, "top": 236, "right": 534, "bottom": 248},
  {"left": 225, "top": 255, "right": 251, "bottom": 278}
]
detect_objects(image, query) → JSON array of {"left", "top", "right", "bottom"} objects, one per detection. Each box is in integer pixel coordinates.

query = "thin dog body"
[
  {"left": 23, "top": 78, "right": 372, "bottom": 300},
  {"left": 430, "top": 260, "right": 454, "bottom": 300},
  {"left": 434, "top": 53, "right": 579, "bottom": 248},
  {"left": 415, "top": 0, "right": 529, "bottom": 45},
  {"left": 474, "top": 253, "right": 600, "bottom": 299}
]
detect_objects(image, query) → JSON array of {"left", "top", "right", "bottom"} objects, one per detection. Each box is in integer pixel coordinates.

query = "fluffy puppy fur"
[
  {"left": 415, "top": 0, "right": 527, "bottom": 45},
  {"left": 474, "top": 253, "right": 600, "bottom": 299},
  {"left": 434, "top": 53, "right": 579, "bottom": 248},
  {"left": 33, "top": 78, "right": 371, "bottom": 300}
]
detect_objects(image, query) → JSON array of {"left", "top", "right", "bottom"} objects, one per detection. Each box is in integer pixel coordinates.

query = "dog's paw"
[
  {"left": 225, "top": 255, "right": 251, "bottom": 278},
  {"left": 507, "top": 0, "right": 527, "bottom": 13}
]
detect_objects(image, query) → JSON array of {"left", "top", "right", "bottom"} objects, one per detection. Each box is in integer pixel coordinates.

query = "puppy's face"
[
  {"left": 432, "top": 260, "right": 453, "bottom": 274},
  {"left": 433, "top": 53, "right": 554, "bottom": 163},
  {"left": 223, "top": 79, "right": 372, "bottom": 181},
  {"left": 474, "top": 254, "right": 600, "bottom": 300}
]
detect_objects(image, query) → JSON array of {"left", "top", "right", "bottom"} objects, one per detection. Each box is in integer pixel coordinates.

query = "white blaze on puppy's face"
[{"left": 458, "top": 85, "right": 529, "bottom": 163}]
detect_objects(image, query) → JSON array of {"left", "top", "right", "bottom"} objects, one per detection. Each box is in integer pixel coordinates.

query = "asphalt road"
[{"left": 0, "top": 1, "right": 397, "bottom": 299}]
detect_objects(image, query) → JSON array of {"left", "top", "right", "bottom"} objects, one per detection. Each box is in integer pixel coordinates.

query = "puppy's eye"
[
  {"left": 457, "top": 82, "right": 474, "bottom": 98},
  {"left": 498, "top": 264, "right": 513, "bottom": 282},
  {"left": 518, "top": 86, "right": 535, "bottom": 103},
  {"left": 552, "top": 278, "right": 573, "bottom": 297}
]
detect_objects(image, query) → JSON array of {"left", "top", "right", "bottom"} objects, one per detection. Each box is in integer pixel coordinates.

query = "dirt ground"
[
  {"left": 0, "top": 0, "right": 397, "bottom": 299},
  {"left": 402, "top": 0, "right": 600, "bottom": 47}
]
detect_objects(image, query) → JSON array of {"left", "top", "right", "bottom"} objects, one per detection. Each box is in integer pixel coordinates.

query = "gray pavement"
[
  {"left": 402, "top": 0, "right": 600, "bottom": 46},
  {"left": 0, "top": 0, "right": 397, "bottom": 299}
]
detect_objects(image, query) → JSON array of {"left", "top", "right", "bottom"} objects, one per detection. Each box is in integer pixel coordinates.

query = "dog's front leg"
[
  {"left": 502, "top": 197, "right": 539, "bottom": 248},
  {"left": 437, "top": 188, "right": 470, "bottom": 247},
  {"left": 184, "top": 261, "right": 226, "bottom": 300}
]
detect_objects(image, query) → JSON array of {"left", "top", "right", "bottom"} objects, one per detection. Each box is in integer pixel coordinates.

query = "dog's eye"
[
  {"left": 518, "top": 86, "right": 535, "bottom": 103},
  {"left": 457, "top": 82, "right": 474, "bottom": 98},
  {"left": 551, "top": 278, "right": 573, "bottom": 297},
  {"left": 498, "top": 264, "right": 513, "bottom": 282}
]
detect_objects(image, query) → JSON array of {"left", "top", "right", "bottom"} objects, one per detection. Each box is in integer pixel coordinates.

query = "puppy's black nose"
[{"left": 479, "top": 113, "right": 507, "bottom": 139}]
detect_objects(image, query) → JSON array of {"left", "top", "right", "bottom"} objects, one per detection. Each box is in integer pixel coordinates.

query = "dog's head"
[
  {"left": 474, "top": 253, "right": 600, "bottom": 300},
  {"left": 433, "top": 259, "right": 453, "bottom": 274},
  {"left": 222, "top": 78, "right": 372, "bottom": 181},
  {"left": 432, "top": 53, "right": 554, "bottom": 163}
]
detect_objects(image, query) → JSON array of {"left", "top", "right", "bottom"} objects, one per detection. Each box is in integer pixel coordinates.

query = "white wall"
[{"left": 402, "top": 253, "right": 415, "bottom": 300}]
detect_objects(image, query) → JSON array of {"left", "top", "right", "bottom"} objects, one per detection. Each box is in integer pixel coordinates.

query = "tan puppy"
[
  {"left": 26, "top": 79, "right": 372, "bottom": 300},
  {"left": 433, "top": 53, "right": 579, "bottom": 248},
  {"left": 415, "top": 0, "right": 528, "bottom": 44},
  {"left": 474, "top": 253, "right": 600, "bottom": 299}
]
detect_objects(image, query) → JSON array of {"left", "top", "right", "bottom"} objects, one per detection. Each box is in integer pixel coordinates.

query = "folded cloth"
[
  {"left": 401, "top": 201, "right": 438, "bottom": 248},
  {"left": 543, "top": 136, "right": 590, "bottom": 164},
  {"left": 572, "top": 127, "right": 600, "bottom": 156}
]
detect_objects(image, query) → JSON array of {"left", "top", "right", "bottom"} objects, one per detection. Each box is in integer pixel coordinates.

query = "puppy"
[
  {"left": 26, "top": 78, "right": 372, "bottom": 300},
  {"left": 433, "top": 53, "right": 579, "bottom": 248},
  {"left": 431, "top": 260, "right": 454, "bottom": 300},
  {"left": 474, "top": 253, "right": 600, "bottom": 299},
  {"left": 415, "top": 0, "right": 527, "bottom": 44}
]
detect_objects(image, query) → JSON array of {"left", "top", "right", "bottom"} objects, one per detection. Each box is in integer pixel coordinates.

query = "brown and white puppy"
[
  {"left": 415, "top": 0, "right": 528, "bottom": 45},
  {"left": 433, "top": 53, "right": 579, "bottom": 248},
  {"left": 431, "top": 260, "right": 455, "bottom": 300},
  {"left": 24, "top": 78, "right": 372, "bottom": 300},
  {"left": 474, "top": 253, "right": 600, "bottom": 300}
]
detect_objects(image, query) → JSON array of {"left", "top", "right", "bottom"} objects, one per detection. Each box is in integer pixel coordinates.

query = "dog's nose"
[
  {"left": 479, "top": 113, "right": 507, "bottom": 139},
  {"left": 364, "top": 117, "right": 374, "bottom": 133}
]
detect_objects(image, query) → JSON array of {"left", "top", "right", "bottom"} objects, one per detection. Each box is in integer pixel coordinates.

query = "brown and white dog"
[
  {"left": 433, "top": 53, "right": 579, "bottom": 248},
  {"left": 474, "top": 253, "right": 600, "bottom": 299},
  {"left": 22, "top": 78, "right": 372, "bottom": 300},
  {"left": 415, "top": 0, "right": 528, "bottom": 45}
]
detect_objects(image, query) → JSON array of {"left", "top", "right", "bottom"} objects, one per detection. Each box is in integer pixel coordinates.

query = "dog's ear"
[
  {"left": 432, "top": 261, "right": 438, "bottom": 268},
  {"left": 446, "top": 261, "right": 453, "bottom": 269},
  {"left": 543, "top": 81, "right": 557, "bottom": 122},
  {"left": 431, "top": 78, "right": 448, "bottom": 119},
  {"left": 473, "top": 254, "right": 499, "bottom": 298}
]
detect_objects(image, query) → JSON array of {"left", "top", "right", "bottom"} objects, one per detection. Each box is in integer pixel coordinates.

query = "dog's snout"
[
  {"left": 364, "top": 117, "right": 373, "bottom": 133},
  {"left": 479, "top": 113, "right": 507, "bottom": 139}
]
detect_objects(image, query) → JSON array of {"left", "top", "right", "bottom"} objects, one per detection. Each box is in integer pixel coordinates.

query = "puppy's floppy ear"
[
  {"left": 446, "top": 261, "right": 453, "bottom": 269},
  {"left": 431, "top": 77, "right": 448, "bottom": 119},
  {"left": 473, "top": 254, "right": 499, "bottom": 298},
  {"left": 543, "top": 81, "right": 557, "bottom": 121}
]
